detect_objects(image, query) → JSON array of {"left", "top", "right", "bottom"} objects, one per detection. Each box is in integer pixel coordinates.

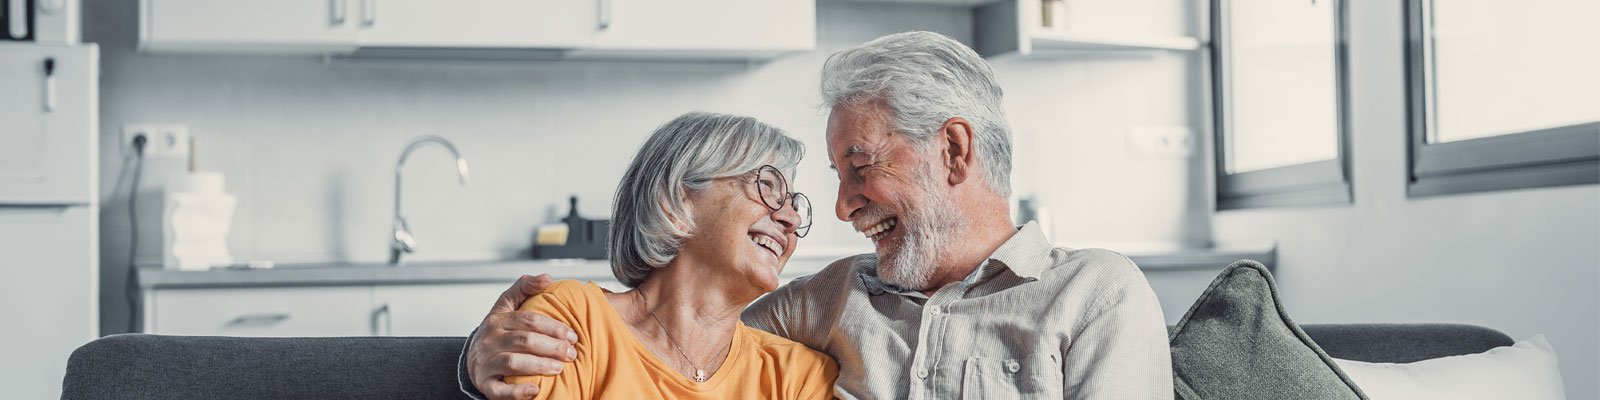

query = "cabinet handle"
[
  {"left": 330, "top": 0, "right": 347, "bottom": 26},
  {"left": 361, "top": 0, "right": 376, "bottom": 27},
  {"left": 42, "top": 58, "right": 56, "bottom": 113},
  {"left": 371, "top": 303, "right": 392, "bottom": 336},
  {"left": 228, "top": 313, "right": 291, "bottom": 326},
  {"left": 598, "top": 0, "right": 611, "bottom": 30}
]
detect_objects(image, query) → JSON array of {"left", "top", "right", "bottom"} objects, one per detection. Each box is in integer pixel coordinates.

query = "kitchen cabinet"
[
  {"left": 352, "top": 0, "right": 594, "bottom": 49},
  {"left": 146, "top": 279, "right": 627, "bottom": 337},
  {"left": 139, "top": 0, "right": 361, "bottom": 53},
  {"left": 570, "top": 0, "right": 815, "bottom": 59},
  {"left": 138, "top": 0, "right": 813, "bottom": 59},
  {"left": 149, "top": 286, "right": 375, "bottom": 337},
  {"left": 974, "top": 0, "right": 1202, "bottom": 58},
  {"left": 369, "top": 283, "right": 517, "bottom": 336}
]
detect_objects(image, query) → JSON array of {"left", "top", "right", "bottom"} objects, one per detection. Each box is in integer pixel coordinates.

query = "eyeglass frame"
[{"left": 749, "top": 165, "right": 813, "bottom": 238}]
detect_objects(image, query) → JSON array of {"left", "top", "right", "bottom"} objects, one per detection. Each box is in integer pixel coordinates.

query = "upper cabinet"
[
  {"left": 138, "top": 0, "right": 815, "bottom": 60},
  {"left": 975, "top": 0, "right": 1201, "bottom": 58},
  {"left": 140, "top": 0, "right": 361, "bottom": 53},
  {"left": 354, "top": 0, "right": 594, "bottom": 49},
  {"left": 571, "top": 0, "right": 815, "bottom": 59}
]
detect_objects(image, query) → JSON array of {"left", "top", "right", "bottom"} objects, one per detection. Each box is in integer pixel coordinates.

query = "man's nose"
[{"left": 836, "top": 181, "right": 863, "bottom": 222}]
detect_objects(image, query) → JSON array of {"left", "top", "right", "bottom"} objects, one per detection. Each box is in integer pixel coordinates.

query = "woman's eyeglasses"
[{"left": 752, "top": 165, "right": 812, "bottom": 238}]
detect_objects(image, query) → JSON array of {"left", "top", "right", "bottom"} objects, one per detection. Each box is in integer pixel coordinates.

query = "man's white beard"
[{"left": 877, "top": 162, "right": 965, "bottom": 291}]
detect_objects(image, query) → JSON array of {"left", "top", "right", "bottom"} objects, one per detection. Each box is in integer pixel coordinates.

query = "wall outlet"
[
  {"left": 1125, "top": 125, "right": 1193, "bottom": 158},
  {"left": 122, "top": 124, "right": 190, "bottom": 159}
]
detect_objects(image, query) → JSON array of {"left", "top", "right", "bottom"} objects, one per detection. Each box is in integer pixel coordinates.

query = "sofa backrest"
[
  {"left": 63, "top": 334, "right": 467, "bottom": 400},
  {"left": 63, "top": 324, "right": 1516, "bottom": 399}
]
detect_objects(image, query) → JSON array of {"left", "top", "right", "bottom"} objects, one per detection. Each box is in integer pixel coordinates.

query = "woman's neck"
[{"left": 608, "top": 254, "right": 756, "bottom": 379}]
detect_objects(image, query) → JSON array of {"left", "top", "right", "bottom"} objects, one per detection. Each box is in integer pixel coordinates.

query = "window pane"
[
  {"left": 1226, "top": 0, "right": 1341, "bottom": 174},
  {"left": 1430, "top": 0, "right": 1600, "bottom": 142}
]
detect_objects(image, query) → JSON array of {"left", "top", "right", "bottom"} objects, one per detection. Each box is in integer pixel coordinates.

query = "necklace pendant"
[{"left": 693, "top": 369, "right": 708, "bottom": 382}]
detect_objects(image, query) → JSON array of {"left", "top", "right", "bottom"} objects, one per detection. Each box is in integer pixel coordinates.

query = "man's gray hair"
[
  {"left": 820, "top": 31, "right": 1013, "bottom": 197},
  {"left": 609, "top": 111, "right": 805, "bottom": 287}
]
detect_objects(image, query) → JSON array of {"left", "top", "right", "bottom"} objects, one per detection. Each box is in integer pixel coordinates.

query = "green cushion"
[{"left": 1169, "top": 260, "right": 1367, "bottom": 400}]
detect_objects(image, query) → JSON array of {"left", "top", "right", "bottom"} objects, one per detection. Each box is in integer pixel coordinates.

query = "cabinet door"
[
  {"left": 355, "top": 0, "right": 594, "bottom": 48},
  {"left": 0, "top": 44, "right": 95, "bottom": 203},
  {"left": 150, "top": 287, "right": 373, "bottom": 337},
  {"left": 141, "top": 0, "right": 361, "bottom": 53},
  {"left": 370, "top": 283, "right": 514, "bottom": 337},
  {"left": 582, "top": 0, "right": 813, "bottom": 55},
  {"left": 371, "top": 280, "right": 627, "bottom": 337}
]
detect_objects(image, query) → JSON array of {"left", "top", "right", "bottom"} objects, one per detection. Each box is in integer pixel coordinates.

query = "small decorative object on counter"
[
  {"left": 162, "top": 172, "right": 237, "bottom": 271},
  {"left": 532, "top": 195, "right": 609, "bottom": 260}
]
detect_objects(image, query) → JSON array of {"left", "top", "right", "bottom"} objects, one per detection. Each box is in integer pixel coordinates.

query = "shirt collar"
[{"left": 854, "top": 221, "right": 1054, "bottom": 296}]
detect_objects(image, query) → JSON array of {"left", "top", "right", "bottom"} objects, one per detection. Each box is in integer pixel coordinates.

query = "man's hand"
[{"left": 467, "top": 274, "right": 580, "bottom": 400}]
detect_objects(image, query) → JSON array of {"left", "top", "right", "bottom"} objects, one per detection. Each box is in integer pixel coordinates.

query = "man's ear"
[{"left": 939, "top": 117, "right": 976, "bottom": 186}]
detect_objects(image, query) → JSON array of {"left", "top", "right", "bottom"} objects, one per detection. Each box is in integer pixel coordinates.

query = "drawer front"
[
  {"left": 151, "top": 287, "right": 373, "bottom": 337},
  {"left": 371, "top": 279, "right": 626, "bottom": 337}
]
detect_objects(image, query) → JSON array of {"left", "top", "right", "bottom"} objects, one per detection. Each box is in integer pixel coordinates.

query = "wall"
[
  {"left": 87, "top": 0, "right": 1202, "bottom": 336},
  {"left": 1146, "top": 0, "right": 1600, "bottom": 398}
]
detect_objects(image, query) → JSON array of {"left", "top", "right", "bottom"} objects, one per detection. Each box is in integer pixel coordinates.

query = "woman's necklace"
[{"left": 635, "top": 288, "right": 715, "bottom": 383}]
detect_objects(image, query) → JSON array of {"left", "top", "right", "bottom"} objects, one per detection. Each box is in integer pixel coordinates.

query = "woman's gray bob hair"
[{"left": 609, "top": 111, "right": 805, "bottom": 287}]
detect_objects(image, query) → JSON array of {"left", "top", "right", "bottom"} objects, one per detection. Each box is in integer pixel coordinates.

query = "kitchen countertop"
[{"left": 138, "top": 244, "right": 1275, "bottom": 290}]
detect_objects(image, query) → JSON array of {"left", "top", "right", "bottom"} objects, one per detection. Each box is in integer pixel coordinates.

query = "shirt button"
[
  {"left": 1006, "top": 361, "right": 1020, "bottom": 373},
  {"left": 916, "top": 368, "right": 929, "bottom": 379},
  {"left": 929, "top": 307, "right": 942, "bottom": 315}
]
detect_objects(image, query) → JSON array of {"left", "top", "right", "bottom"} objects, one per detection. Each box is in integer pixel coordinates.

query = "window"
[
  {"left": 1212, "top": 0, "right": 1351, "bottom": 210},
  {"left": 1406, "top": 0, "right": 1600, "bottom": 197}
]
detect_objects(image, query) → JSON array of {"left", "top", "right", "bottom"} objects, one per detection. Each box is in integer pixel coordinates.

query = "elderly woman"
[{"left": 503, "top": 112, "right": 837, "bottom": 399}]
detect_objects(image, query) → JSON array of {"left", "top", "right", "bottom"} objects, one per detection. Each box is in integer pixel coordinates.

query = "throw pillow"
[
  {"left": 1168, "top": 259, "right": 1367, "bottom": 400},
  {"left": 1334, "top": 335, "right": 1567, "bottom": 400}
]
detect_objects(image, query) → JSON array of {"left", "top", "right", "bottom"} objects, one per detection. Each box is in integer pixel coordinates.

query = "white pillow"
[{"left": 1333, "top": 335, "right": 1567, "bottom": 400}]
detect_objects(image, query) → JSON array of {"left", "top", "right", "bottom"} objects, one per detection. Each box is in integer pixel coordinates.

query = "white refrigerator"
[{"left": 0, "top": 42, "right": 99, "bottom": 399}]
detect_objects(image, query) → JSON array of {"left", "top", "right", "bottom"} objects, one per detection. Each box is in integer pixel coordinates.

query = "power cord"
[{"left": 125, "top": 134, "right": 147, "bottom": 333}]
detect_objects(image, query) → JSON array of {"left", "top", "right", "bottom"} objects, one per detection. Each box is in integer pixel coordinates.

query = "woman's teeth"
[
  {"left": 862, "top": 218, "right": 897, "bottom": 241},
  {"left": 750, "top": 234, "right": 781, "bottom": 256}
]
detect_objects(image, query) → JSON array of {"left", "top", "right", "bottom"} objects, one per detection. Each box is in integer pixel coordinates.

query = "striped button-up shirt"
[{"left": 742, "top": 222, "right": 1173, "bottom": 399}]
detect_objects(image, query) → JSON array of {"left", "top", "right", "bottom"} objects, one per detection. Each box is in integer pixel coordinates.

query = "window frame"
[
  {"left": 1211, "top": 0, "right": 1354, "bottom": 211},
  {"left": 1404, "top": 0, "right": 1600, "bottom": 197}
]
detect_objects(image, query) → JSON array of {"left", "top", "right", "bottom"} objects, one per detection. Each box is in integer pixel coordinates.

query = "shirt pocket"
[{"left": 959, "top": 353, "right": 1063, "bottom": 400}]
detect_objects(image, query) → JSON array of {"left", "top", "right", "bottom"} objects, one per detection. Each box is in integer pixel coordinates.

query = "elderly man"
[{"left": 461, "top": 31, "right": 1172, "bottom": 399}]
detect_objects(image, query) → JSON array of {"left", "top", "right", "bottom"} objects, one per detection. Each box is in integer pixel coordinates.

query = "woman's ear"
[
  {"left": 939, "top": 117, "right": 976, "bottom": 186},
  {"left": 660, "top": 189, "right": 696, "bottom": 236}
]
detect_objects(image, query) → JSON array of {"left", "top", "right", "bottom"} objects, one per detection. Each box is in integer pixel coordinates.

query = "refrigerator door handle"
[{"left": 43, "top": 58, "right": 56, "bottom": 113}]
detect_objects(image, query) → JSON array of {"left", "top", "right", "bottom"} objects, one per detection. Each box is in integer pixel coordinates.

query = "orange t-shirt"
[{"left": 504, "top": 280, "right": 838, "bottom": 399}]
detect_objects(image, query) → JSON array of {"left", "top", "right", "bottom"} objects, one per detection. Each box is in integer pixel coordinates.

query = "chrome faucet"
[{"left": 391, "top": 135, "right": 469, "bottom": 266}]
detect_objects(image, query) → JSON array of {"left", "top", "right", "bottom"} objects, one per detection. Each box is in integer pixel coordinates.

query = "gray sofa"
[{"left": 61, "top": 323, "right": 1511, "bottom": 399}]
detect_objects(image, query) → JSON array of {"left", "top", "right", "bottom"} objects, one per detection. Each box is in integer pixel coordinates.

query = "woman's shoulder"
[
  {"left": 739, "top": 324, "right": 835, "bottom": 366},
  {"left": 517, "top": 279, "right": 606, "bottom": 312}
]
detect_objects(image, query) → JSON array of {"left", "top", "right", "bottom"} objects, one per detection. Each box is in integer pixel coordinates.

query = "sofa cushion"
[
  {"left": 63, "top": 334, "right": 467, "bottom": 400},
  {"left": 1334, "top": 335, "right": 1567, "bottom": 400},
  {"left": 1168, "top": 260, "right": 1367, "bottom": 400}
]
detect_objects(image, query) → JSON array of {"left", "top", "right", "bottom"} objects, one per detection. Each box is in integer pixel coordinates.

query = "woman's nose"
[{"left": 771, "top": 203, "right": 801, "bottom": 234}]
